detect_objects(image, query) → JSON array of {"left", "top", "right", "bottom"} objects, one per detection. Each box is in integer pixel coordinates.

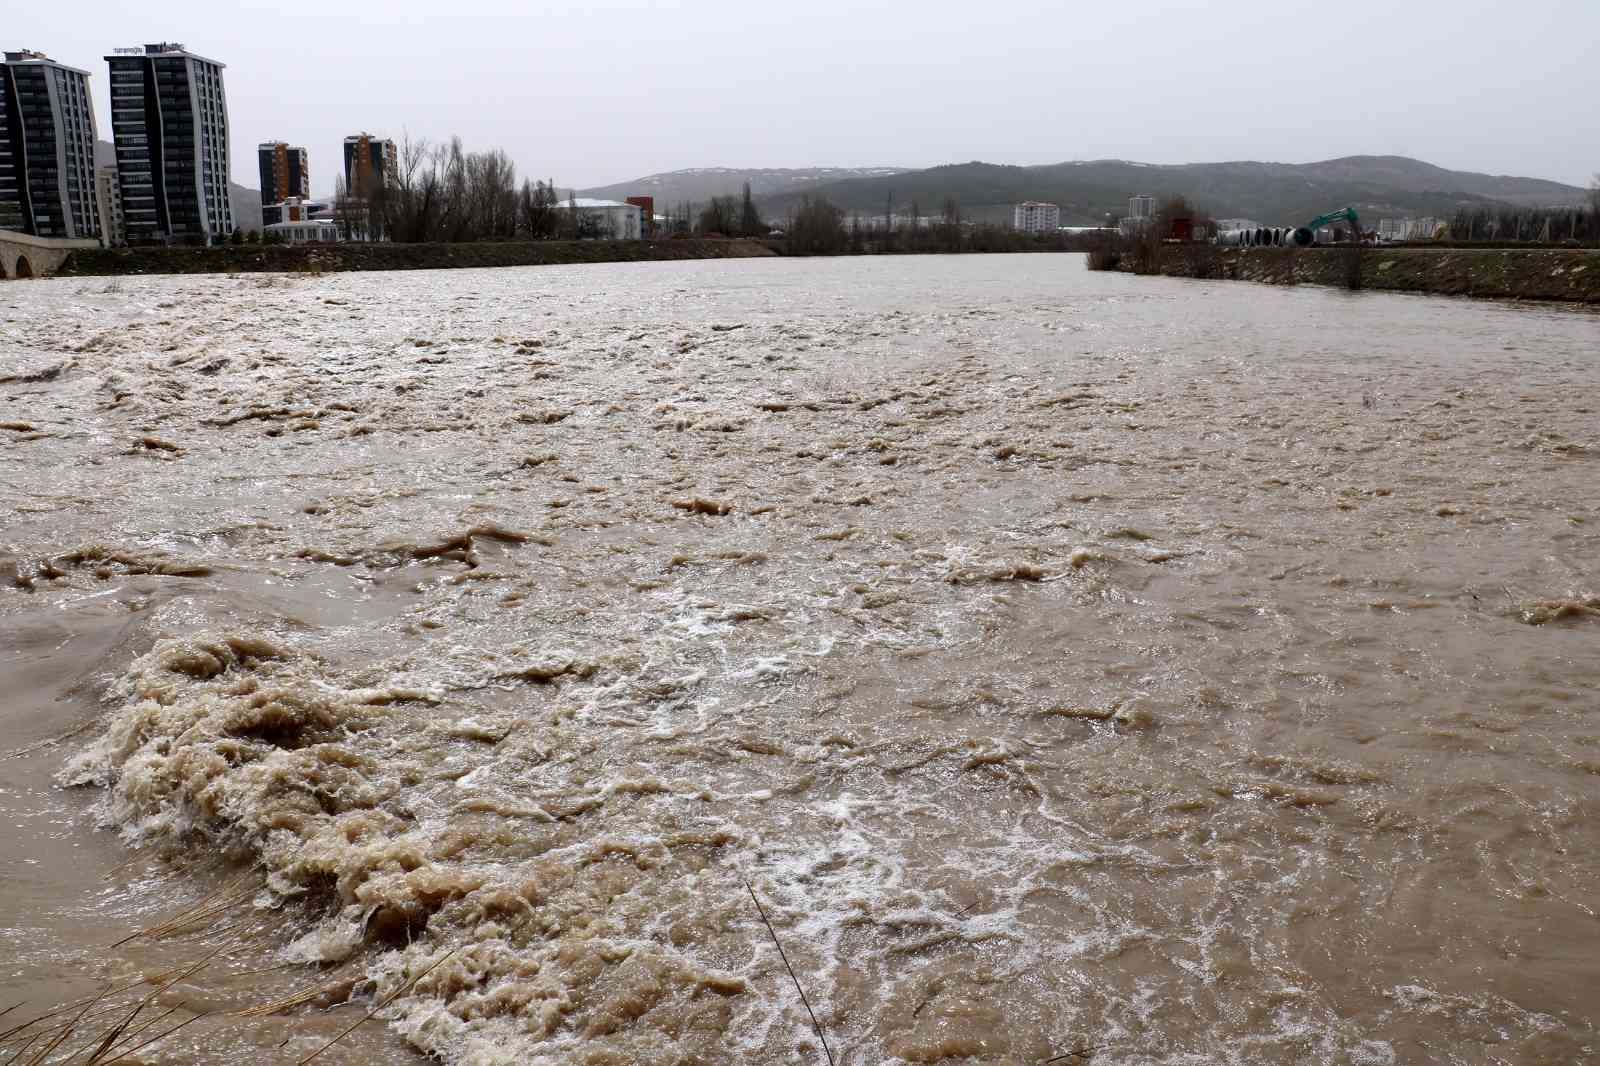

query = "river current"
[{"left": 2, "top": 255, "right": 1597, "bottom": 1065}]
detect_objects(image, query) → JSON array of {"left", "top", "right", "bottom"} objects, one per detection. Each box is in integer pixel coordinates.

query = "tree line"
[
  {"left": 251, "top": 131, "right": 1119, "bottom": 255},
  {"left": 330, "top": 134, "right": 600, "bottom": 244},
  {"left": 1445, "top": 199, "right": 1600, "bottom": 244},
  {"left": 775, "top": 194, "right": 1093, "bottom": 256}
]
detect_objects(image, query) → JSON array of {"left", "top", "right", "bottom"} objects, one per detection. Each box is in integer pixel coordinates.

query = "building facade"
[
  {"left": 266, "top": 217, "right": 338, "bottom": 243},
  {"left": 342, "top": 133, "right": 396, "bottom": 196},
  {"left": 0, "top": 50, "right": 100, "bottom": 240},
  {"left": 626, "top": 195, "right": 655, "bottom": 237},
  {"left": 262, "top": 195, "right": 331, "bottom": 228},
  {"left": 257, "top": 141, "right": 307, "bottom": 207},
  {"left": 1012, "top": 201, "right": 1060, "bottom": 234},
  {"left": 95, "top": 164, "right": 123, "bottom": 245},
  {"left": 553, "top": 198, "right": 642, "bottom": 240},
  {"left": 106, "top": 43, "right": 233, "bottom": 245},
  {"left": 1128, "top": 194, "right": 1155, "bottom": 220}
]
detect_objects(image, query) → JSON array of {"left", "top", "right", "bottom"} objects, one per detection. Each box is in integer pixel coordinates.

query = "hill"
[
  {"left": 578, "top": 166, "right": 912, "bottom": 207},
  {"left": 755, "top": 156, "right": 1588, "bottom": 227}
]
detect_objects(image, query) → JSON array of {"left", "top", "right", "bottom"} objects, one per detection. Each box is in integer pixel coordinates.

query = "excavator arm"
[
  {"left": 1287, "top": 207, "right": 1362, "bottom": 246},
  {"left": 1306, "top": 207, "right": 1361, "bottom": 232}
]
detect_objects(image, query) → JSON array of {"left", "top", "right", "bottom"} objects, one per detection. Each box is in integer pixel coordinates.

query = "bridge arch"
[{"left": 0, "top": 232, "right": 95, "bottom": 278}]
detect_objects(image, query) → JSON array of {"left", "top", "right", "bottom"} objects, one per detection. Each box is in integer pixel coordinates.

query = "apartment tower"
[
  {"left": 342, "top": 133, "right": 396, "bottom": 197},
  {"left": 106, "top": 43, "right": 233, "bottom": 244},
  {"left": 1012, "top": 201, "right": 1060, "bottom": 234},
  {"left": 0, "top": 50, "right": 101, "bottom": 239},
  {"left": 257, "top": 141, "right": 307, "bottom": 205}
]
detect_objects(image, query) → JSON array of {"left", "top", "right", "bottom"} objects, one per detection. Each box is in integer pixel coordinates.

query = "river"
[{"left": 2, "top": 255, "right": 1597, "bottom": 1065}]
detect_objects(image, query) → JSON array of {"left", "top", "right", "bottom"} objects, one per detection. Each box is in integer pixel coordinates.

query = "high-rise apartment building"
[
  {"left": 106, "top": 43, "right": 233, "bottom": 244},
  {"left": 1129, "top": 194, "right": 1155, "bottom": 220},
  {"left": 258, "top": 141, "right": 307, "bottom": 205},
  {"left": 342, "top": 133, "right": 396, "bottom": 197},
  {"left": 1012, "top": 201, "right": 1060, "bottom": 234},
  {"left": 95, "top": 164, "right": 124, "bottom": 245},
  {"left": 0, "top": 50, "right": 101, "bottom": 239}
]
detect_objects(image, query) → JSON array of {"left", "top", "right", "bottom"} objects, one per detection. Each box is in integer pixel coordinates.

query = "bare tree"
[
  {"left": 787, "top": 195, "right": 846, "bottom": 255},
  {"left": 940, "top": 197, "right": 962, "bottom": 252},
  {"left": 697, "top": 196, "right": 738, "bottom": 236},
  {"left": 331, "top": 175, "right": 362, "bottom": 241},
  {"left": 518, "top": 178, "right": 560, "bottom": 240},
  {"left": 738, "top": 182, "right": 765, "bottom": 237}
]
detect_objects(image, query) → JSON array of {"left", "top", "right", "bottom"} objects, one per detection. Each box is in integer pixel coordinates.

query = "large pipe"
[{"left": 1214, "top": 225, "right": 1320, "bottom": 248}]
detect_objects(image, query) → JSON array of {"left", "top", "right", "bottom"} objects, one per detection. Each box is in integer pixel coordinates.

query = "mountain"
[
  {"left": 755, "top": 156, "right": 1589, "bottom": 227},
  {"left": 578, "top": 166, "right": 913, "bottom": 207},
  {"left": 96, "top": 139, "right": 263, "bottom": 233}
]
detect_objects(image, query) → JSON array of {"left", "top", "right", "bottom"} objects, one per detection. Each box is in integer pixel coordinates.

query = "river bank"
[
  {"left": 52, "top": 237, "right": 778, "bottom": 277},
  {"left": 1115, "top": 245, "right": 1600, "bottom": 303}
]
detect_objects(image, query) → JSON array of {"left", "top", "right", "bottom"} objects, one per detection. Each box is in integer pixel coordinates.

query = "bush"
[{"left": 1085, "top": 245, "right": 1122, "bottom": 271}]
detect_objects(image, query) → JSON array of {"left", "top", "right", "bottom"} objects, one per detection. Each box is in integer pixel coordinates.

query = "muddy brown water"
[{"left": 2, "top": 256, "right": 1597, "bottom": 1065}]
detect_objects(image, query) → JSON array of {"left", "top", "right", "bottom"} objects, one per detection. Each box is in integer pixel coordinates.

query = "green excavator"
[{"left": 1290, "top": 207, "right": 1361, "bottom": 247}]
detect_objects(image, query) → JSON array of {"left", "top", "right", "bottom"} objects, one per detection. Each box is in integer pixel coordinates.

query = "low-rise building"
[
  {"left": 552, "top": 198, "right": 641, "bottom": 239},
  {"left": 265, "top": 217, "right": 337, "bottom": 243},
  {"left": 1377, "top": 217, "right": 1444, "bottom": 241},
  {"left": 626, "top": 196, "right": 655, "bottom": 237},
  {"left": 95, "top": 165, "right": 124, "bottom": 246},
  {"left": 1013, "top": 201, "right": 1060, "bottom": 234},
  {"left": 262, "top": 196, "right": 330, "bottom": 228}
]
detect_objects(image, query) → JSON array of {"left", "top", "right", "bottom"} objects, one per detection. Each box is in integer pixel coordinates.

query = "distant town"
[
  {"left": 0, "top": 43, "right": 661, "bottom": 249},
  {"left": 3, "top": 43, "right": 1594, "bottom": 260}
]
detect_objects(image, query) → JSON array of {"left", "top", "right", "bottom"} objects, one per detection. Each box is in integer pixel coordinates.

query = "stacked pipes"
[{"left": 1216, "top": 226, "right": 1319, "bottom": 247}]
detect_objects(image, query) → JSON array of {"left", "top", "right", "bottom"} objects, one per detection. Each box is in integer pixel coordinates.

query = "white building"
[
  {"left": 1377, "top": 217, "right": 1444, "bottom": 241},
  {"left": 552, "top": 198, "right": 642, "bottom": 240},
  {"left": 95, "top": 165, "right": 124, "bottom": 246},
  {"left": 262, "top": 196, "right": 332, "bottom": 227},
  {"left": 1013, "top": 201, "right": 1060, "bottom": 234},
  {"left": 266, "top": 218, "right": 338, "bottom": 243},
  {"left": 1128, "top": 194, "right": 1155, "bottom": 220}
]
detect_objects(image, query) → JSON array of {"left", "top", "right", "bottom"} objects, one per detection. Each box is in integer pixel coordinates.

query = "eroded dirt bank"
[
  {"left": 2, "top": 256, "right": 1598, "bottom": 1065},
  {"left": 1120, "top": 246, "right": 1600, "bottom": 303}
]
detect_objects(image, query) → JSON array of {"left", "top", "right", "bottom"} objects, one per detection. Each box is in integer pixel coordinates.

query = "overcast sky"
[{"left": 13, "top": 0, "right": 1598, "bottom": 195}]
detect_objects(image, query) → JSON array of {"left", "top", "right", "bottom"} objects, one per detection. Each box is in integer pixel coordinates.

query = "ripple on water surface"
[{"left": 1, "top": 257, "right": 1598, "bottom": 1065}]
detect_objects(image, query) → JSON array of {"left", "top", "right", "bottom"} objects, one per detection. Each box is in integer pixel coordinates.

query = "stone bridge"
[{"left": 1, "top": 230, "right": 100, "bottom": 279}]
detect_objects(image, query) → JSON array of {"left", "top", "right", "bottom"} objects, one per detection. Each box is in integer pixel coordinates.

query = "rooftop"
[
  {"left": 106, "top": 43, "right": 225, "bottom": 68},
  {"left": 4, "top": 50, "right": 91, "bottom": 75},
  {"left": 555, "top": 199, "right": 640, "bottom": 210}
]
